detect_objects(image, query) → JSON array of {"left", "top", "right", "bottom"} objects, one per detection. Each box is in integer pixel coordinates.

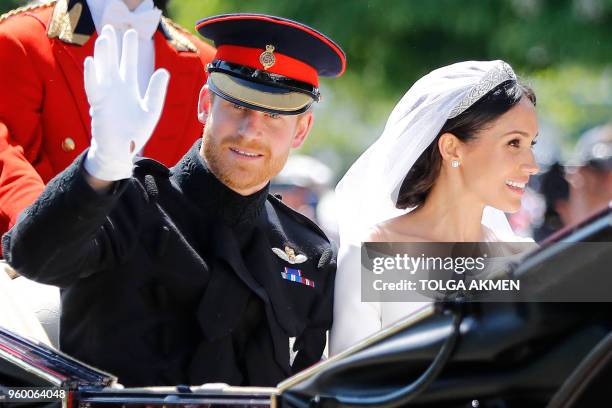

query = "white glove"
[{"left": 83, "top": 25, "right": 170, "bottom": 181}]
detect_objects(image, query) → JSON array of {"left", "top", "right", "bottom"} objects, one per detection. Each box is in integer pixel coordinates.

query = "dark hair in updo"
[{"left": 395, "top": 80, "right": 536, "bottom": 209}]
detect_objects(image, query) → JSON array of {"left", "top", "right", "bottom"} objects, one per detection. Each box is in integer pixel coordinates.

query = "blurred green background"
[{"left": 2, "top": 0, "right": 611, "bottom": 179}]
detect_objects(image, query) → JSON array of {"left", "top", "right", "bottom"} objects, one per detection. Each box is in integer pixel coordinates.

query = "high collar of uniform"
[
  {"left": 48, "top": 0, "right": 198, "bottom": 51},
  {"left": 88, "top": 0, "right": 161, "bottom": 40},
  {"left": 171, "top": 140, "right": 269, "bottom": 227}
]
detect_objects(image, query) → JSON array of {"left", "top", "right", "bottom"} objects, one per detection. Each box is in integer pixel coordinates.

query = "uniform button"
[{"left": 61, "top": 137, "right": 75, "bottom": 152}]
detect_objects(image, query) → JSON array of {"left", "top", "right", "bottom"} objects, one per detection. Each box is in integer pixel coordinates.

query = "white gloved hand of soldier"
[{"left": 83, "top": 25, "right": 170, "bottom": 181}]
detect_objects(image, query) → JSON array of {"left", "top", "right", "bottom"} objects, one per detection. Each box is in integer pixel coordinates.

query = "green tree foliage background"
[
  {"left": 1, "top": 0, "right": 21, "bottom": 14},
  {"left": 2, "top": 0, "right": 610, "bottom": 176},
  {"left": 172, "top": 0, "right": 612, "bottom": 175}
]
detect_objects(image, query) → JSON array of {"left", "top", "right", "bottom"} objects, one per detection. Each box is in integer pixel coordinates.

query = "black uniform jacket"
[{"left": 2, "top": 141, "right": 336, "bottom": 387}]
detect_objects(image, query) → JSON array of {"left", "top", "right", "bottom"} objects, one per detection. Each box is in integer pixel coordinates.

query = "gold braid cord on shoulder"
[
  {"left": 47, "top": 0, "right": 89, "bottom": 45},
  {"left": 160, "top": 16, "right": 198, "bottom": 53},
  {"left": 2, "top": 1, "right": 198, "bottom": 51},
  {"left": 0, "top": 0, "right": 56, "bottom": 23}
]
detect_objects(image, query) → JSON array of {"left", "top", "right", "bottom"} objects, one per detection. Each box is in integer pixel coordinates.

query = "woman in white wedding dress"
[{"left": 330, "top": 60, "right": 539, "bottom": 354}]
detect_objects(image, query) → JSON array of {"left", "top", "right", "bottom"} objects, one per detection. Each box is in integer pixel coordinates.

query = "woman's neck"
[{"left": 408, "top": 173, "right": 486, "bottom": 242}]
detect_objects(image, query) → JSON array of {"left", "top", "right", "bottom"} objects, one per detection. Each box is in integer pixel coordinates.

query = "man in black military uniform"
[{"left": 2, "top": 14, "right": 346, "bottom": 387}]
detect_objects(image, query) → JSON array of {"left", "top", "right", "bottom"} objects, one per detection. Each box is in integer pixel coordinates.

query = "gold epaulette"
[
  {"left": 161, "top": 16, "right": 198, "bottom": 53},
  {"left": 47, "top": 0, "right": 89, "bottom": 45},
  {"left": 0, "top": 0, "right": 56, "bottom": 24}
]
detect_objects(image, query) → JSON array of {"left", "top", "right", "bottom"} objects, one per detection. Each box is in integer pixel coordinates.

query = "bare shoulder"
[
  {"left": 365, "top": 216, "right": 431, "bottom": 243},
  {"left": 364, "top": 224, "right": 387, "bottom": 242}
]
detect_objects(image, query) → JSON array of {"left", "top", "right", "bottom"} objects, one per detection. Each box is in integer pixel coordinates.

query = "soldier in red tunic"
[{"left": 0, "top": 0, "right": 215, "bottom": 246}]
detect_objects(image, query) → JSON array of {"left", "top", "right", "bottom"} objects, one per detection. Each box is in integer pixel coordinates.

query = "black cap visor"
[
  {"left": 208, "top": 72, "right": 314, "bottom": 115},
  {"left": 207, "top": 60, "right": 318, "bottom": 115}
]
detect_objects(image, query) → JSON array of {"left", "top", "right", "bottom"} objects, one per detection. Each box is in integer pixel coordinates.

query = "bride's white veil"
[{"left": 335, "top": 60, "right": 518, "bottom": 245}]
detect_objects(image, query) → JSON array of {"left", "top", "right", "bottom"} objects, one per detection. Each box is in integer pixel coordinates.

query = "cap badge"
[
  {"left": 259, "top": 44, "right": 276, "bottom": 70},
  {"left": 272, "top": 245, "right": 308, "bottom": 264}
]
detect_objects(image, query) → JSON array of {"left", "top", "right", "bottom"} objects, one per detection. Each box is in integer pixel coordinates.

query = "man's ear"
[
  {"left": 291, "top": 111, "right": 314, "bottom": 149},
  {"left": 198, "top": 85, "right": 212, "bottom": 124}
]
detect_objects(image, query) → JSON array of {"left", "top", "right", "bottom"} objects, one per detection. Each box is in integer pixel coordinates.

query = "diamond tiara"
[{"left": 448, "top": 61, "right": 517, "bottom": 119}]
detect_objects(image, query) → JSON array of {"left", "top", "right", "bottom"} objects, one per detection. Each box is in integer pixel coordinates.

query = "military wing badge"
[{"left": 272, "top": 245, "right": 308, "bottom": 264}]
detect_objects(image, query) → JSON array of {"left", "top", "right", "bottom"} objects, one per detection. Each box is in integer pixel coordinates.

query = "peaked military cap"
[{"left": 196, "top": 13, "right": 346, "bottom": 115}]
